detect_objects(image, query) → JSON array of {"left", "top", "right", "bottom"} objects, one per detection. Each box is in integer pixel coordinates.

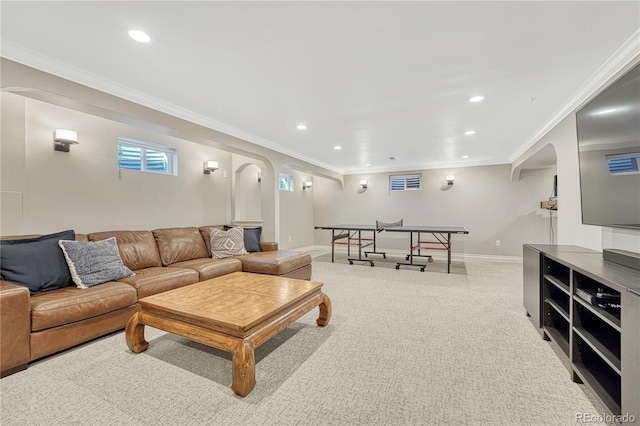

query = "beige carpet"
[
  {"left": 312, "top": 252, "right": 468, "bottom": 274},
  {"left": 0, "top": 257, "right": 608, "bottom": 425}
]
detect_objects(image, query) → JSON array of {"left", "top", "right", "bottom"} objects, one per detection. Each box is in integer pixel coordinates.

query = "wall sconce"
[
  {"left": 53, "top": 129, "right": 78, "bottom": 152},
  {"left": 303, "top": 181, "right": 313, "bottom": 190},
  {"left": 257, "top": 172, "right": 262, "bottom": 183},
  {"left": 359, "top": 179, "right": 368, "bottom": 189},
  {"left": 446, "top": 175, "right": 455, "bottom": 186},
  {"left": 203, "top": 161, "right": 219, "bottom": 174}
]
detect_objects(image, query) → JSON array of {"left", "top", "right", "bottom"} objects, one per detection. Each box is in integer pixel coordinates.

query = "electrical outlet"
[
  {"left": 288, "top": 236, "right": 292, "bottom": 242},
  {"left": 496, "top": 240, "right": 501, "bottom": 247}
]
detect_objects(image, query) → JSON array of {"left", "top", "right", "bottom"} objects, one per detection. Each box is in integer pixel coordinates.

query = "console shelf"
[
  {"left": 574, "top": 296, "right": 621, "bottom": 331},
  {"left": 543, "top": 274, "right": 570, "bottom": 295},
  {"left": 523, "top": 245, "right": 640, "bottom": 419},
  {"left": 545, "top": 298, "right": 570, "bottom": 322},
  {"left": 573, "top": 362, "right": 621, "bottom": 417},
  {"left": 573, "top": 327, "right": 620, "bottom": 374},
  {"left": 544, "top": 315, "right": 570, "bottom": 357}
]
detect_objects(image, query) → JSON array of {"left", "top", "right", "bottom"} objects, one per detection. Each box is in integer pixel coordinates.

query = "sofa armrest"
[
  {"left": 259, "top": 242, "right": 278, "bottom": 252},
  {"left": 1, "top": 281, "right": 30, "bottom": 376}
]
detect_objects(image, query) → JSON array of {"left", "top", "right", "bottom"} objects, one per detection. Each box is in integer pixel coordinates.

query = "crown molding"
[
  {"left": 344, "top": 157, "right": 510, "bottom": 175},
  {"left": 0, "top": 42, "right": 345, "bottom": 175},
  {"left": 509, "top": 29, "right": 640, "bottom": 163}
]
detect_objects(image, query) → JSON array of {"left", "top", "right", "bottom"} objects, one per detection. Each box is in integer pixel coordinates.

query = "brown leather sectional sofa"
[{"left": 0, "top": 226, "right": 311, "bottom": 377}]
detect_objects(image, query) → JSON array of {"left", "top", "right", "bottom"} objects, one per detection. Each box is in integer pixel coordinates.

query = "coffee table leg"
[
  {"left": 125, "top": 312, "right": 149, "bottom": 353},
  {"left": 232, "top": 340, "right": 256, "bottom": 397},
  {"left": 317, "top": 293, "right": 332, "bottom": 327}
]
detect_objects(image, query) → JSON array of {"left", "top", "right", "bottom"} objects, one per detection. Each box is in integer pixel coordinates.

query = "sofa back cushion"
[
  {"left": 87, "top": 230, "right": 162, "bottom": 271},
  {"left": 153, "top": 227, "right": 209, "bottom": 266}
]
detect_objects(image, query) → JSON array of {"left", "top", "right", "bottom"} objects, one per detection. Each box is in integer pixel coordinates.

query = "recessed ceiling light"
[
  {"left": 296, "top": 124, "right": 307, "bottom": 130},
  {"left": 365, "top": 163, "right": 371, "bottom": 167},
  {"left": 462, "top": 155, "right": 470, "bottom": 159},
  {"left": 128, "top": 30, "right": 151, "bottom": 43},
  {"left": 469, "top": 95, "right": 484, "bottom": 103},
  {"left": 464, "top": 130, "right": 476, "bottom": 135},
  {"left": 333, "top": 146, "right": 342, "bottom": 150}
]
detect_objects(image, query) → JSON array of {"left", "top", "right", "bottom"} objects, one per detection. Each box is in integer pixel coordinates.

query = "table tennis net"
[{"left": 375, "top": 219, "right": 403, "bottom": 232}]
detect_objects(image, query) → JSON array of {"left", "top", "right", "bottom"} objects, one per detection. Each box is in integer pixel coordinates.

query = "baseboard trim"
[{"left": 293, "top": 245, "right": 522, "bottom": 263}]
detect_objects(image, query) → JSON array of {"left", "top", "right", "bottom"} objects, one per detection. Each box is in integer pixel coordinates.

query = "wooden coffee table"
[{"left": 125, "top": 271, "right": 331, "bottom": 396}]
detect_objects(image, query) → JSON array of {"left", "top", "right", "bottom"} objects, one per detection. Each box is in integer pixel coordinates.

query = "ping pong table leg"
[
  {"left": 447, "top": 233, "right": 451, "bottom": 273},
  {"left": 364, "top": 229, "right": 387, "bottom": 259},
  {"left": 347, "top": 229, "right": 375, "bottom": 266},
  {"left": 331, "top": 229, "right": 335, "bottom": 263}
]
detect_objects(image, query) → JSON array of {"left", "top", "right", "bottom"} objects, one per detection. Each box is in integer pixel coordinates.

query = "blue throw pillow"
[
  {"left": 223, "top": 226, "right": 262, "bottom": 252},
  {"left": 0, "top": 230, "right": 75, "bottom": 294},
  {"left": 243, "top": 227, "right": 262, "bottom": 252}
]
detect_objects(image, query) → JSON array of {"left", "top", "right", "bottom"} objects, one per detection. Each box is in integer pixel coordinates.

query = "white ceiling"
[{"left": 1, "top": 1, "right": 639, "bottom": 174}]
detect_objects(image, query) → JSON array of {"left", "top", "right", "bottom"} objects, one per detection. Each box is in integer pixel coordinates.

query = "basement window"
[
  {"left": 279, "top": 173, "right": 294, "bottom": 191},
  {"left": 389, "top": 174, "right": 421, "bottom": 191},
  {"left": 606, "top": 153, "right": 640, "bottom": 175},
  {"left": 118, "top": 137, "right": 177, "bottom": 176}
]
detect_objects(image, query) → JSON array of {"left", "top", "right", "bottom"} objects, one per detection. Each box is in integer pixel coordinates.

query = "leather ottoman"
[{"left": 240, "top": 251, "right": 312, "bottom": 280}]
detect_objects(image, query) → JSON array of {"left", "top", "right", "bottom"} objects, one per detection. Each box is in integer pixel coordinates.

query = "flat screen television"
[{"left": 576, "top": 62, "right": 640, "bottom": 230}]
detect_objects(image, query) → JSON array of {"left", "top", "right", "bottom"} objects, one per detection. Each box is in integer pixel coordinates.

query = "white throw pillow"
[{"left": 209, "top": 227, "right": 248, "bottom": 259}]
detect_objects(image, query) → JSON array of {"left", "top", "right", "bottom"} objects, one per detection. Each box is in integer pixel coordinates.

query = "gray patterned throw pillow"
[
  {"left": 58, "top": 237, "right": 135, "bottom": 288},
  {"left": 210, "top": 227, "right": 248, "bottom": 259}
]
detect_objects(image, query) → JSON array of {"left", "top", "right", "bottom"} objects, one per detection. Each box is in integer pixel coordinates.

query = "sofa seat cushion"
[
  {"left": 30, "top": 282, "right": 137, "bottom": 332},
  {"left": 240, "top": 251, "right": 312, "bottom": 276},
  {"left": 88, "top": 231, "right": 162, "bottom": 271},
  {"left": 119, "top": 267, "right": 199, "bottom": 299},
  {"left": 153, "top": 227, "right": 209, "bottom": 266},
  {"left": 167, "top": 258, "right": 242, "bottom": 281}
]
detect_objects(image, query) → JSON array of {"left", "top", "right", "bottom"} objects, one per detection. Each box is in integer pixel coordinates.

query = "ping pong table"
[{"left": 314, "top": 224, "right": 469, "bottom": 273}]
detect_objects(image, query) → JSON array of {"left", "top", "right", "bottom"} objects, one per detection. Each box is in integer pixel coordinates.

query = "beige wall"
[
  {"left": 313, "top": 165, "right": 556, "bottom": 257},
  {"left": 1, "top": 92, "right": 27, "bottom": 234},
  {"left": 236, "top": 164, "right": 262, "bottom": 220},
  {"left": 1, "top": 93, "right": 231, "bottom": 234},
  {"left": 279, "top": 169, "right": 315, "bottom": 250},
  {"left": 232, "top": 154, "right": 263, "bottom": 221}
]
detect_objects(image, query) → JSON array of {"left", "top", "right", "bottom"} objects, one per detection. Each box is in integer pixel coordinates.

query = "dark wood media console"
[{"left": 523, "top": 244, "right": 640, "bottom": 420}]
